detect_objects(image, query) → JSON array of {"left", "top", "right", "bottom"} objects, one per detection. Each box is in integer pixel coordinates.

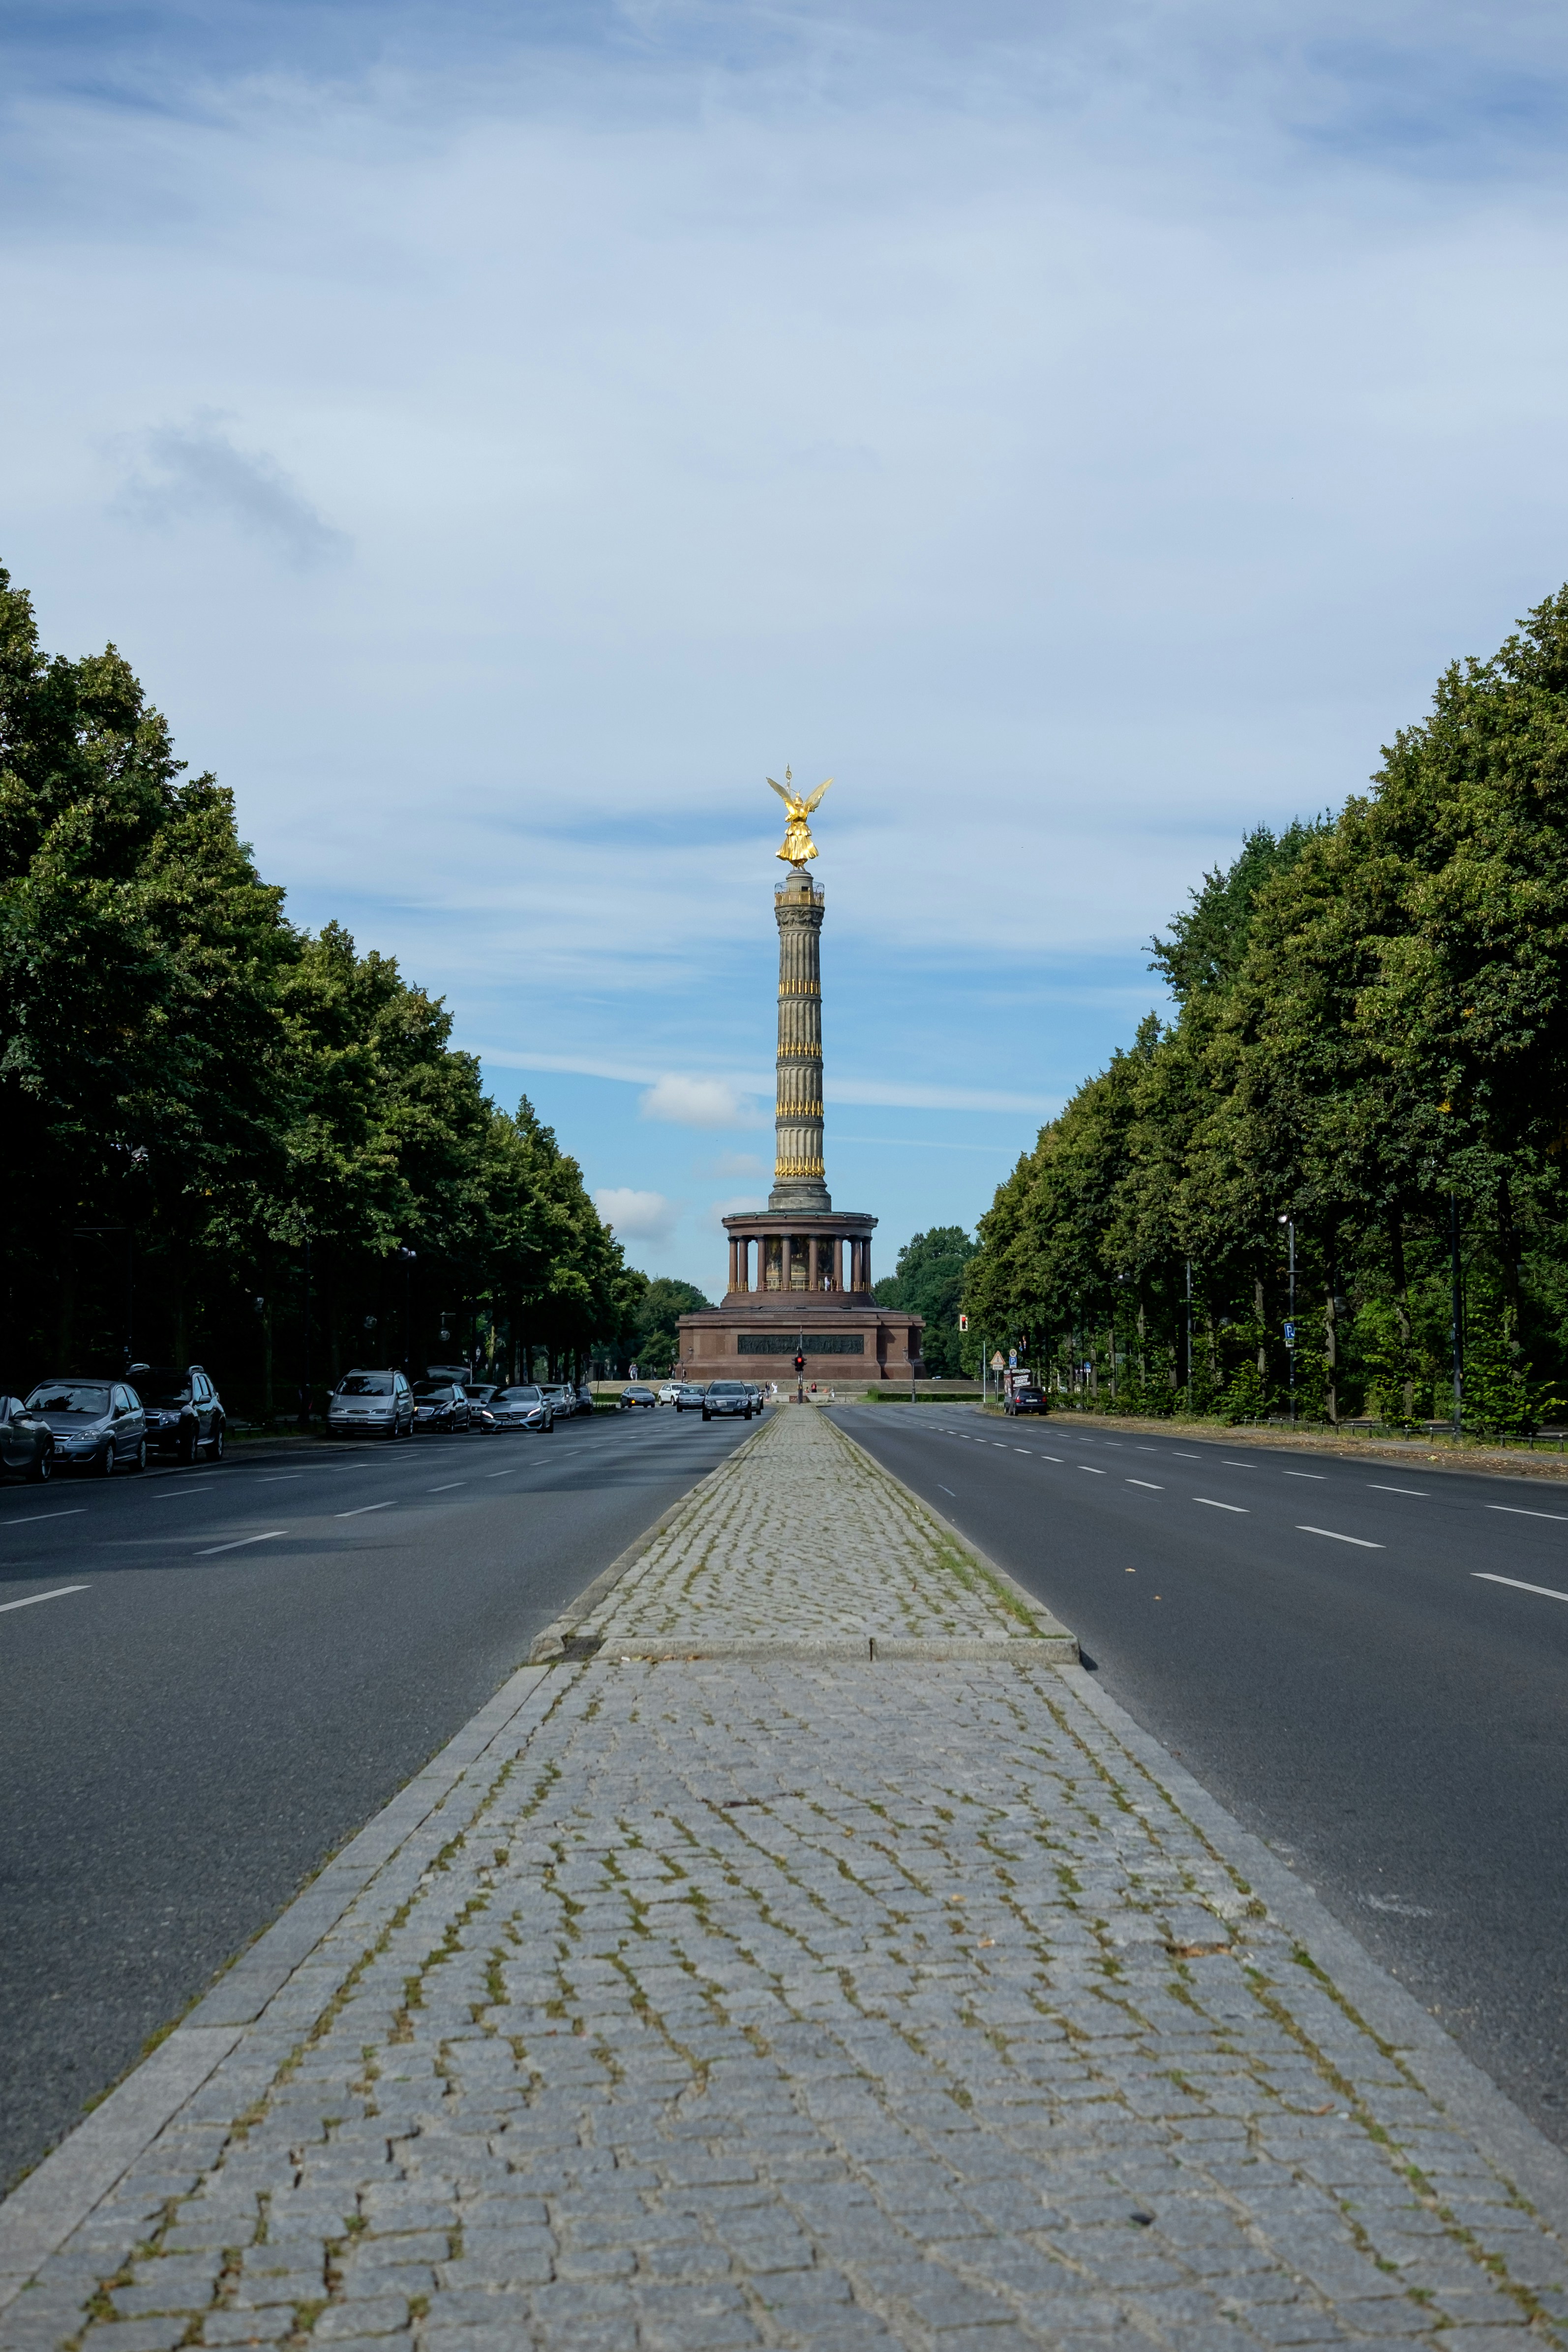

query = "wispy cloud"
[
  {"left": 114, "top": 417, "right": 347, "bottom": 569},
  {"left": 639, "top": 1074, "right": 764, "bottom": 1129}
]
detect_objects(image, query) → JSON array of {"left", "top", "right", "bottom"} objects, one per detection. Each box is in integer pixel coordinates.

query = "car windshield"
[
  {"left": 27, "top": 1384, "right": 110, "bottom": 1417},
  {"left": 135, "top": 1370, "right": 192, "bottom": 1406},
  {"left": 710, "top": 1383, "right": 745, "bottom": 1394},
  {"left": 414, "top": 1384, "right": 452, "bottom": 1400},
  {"left": 337, "top": 1374, "right": 394, "bottom": 1397},
  {"left": 497, "top": 1387, "right": 542, "bottom": 1403}
]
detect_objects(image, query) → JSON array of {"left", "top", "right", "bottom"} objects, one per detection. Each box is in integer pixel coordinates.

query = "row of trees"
[
  {"left": 0, "top": 564, "right": 647, "bottom": 1417},
  {"left": 963, "top": 588, "right": 1568, "bottom": 1433}
]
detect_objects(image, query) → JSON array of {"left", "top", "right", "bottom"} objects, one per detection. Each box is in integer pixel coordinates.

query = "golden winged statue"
[{"left": 766, "top": 766, "right": 833, "bottom": 865}]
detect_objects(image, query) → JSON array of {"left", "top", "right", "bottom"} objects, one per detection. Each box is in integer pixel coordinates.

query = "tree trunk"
[
  {"left": 1325, "top": 1290, "right": 1338, "bottom": 1425},
  {"left": 1389, "top": 1213, "right": 1413, "bottom": 1421},
  {"left": 1255, "top": 1276, "right": 1266, "bottom": 1377}
]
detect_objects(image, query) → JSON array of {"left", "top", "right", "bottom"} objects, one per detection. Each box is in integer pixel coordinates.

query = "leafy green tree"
[
  {"left": 626, "top": 1277, "right": 712, "bottom": 1376},
  {"left": 874, "top": 1226, "right": 975, "bottom": 1375}
]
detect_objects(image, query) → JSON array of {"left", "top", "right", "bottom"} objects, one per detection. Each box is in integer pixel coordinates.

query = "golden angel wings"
[{"left": 766, "top": 767, "right": 833, "bottom": 865}]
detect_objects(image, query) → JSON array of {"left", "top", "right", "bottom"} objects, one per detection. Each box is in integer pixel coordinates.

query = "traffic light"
[{"left": 794, "top": 1353, "right": 805, "bottom": 1373}]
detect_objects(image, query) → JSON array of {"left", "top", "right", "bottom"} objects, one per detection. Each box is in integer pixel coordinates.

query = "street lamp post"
[
  {"left": 1449, "top": 1194, "right": 1463, "bottom": 1438},
  {"left": 1277, "top": 1213, "right": 1296, "bottom": 1425},
  {"left": 397, "top": 1246, "right": 417, "bottom": 1370}
]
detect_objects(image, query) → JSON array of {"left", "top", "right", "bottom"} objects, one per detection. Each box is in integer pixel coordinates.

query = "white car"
[{"left": 657, "top": 1382, "right": 681, "bottom": 1406}]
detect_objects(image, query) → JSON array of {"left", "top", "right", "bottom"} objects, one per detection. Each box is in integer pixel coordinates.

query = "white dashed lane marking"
[
  {"left": 0, "top": 1585, "right": 88, "bottom": 1614},
  {"left": 196, "top": 1531, "right": 285, "bottom": 1557},
  {"left": 1297, "top": 1526, "right": 1382, "bottom": 1548},
  {"left": 1474, "top": 1573, "right": 1568, "bottom": 1604},
  {"left": 1194, "top": 1498, "right": 1247, "bottom": 1513},
  {"left": 1486, "top": 1505, "right": 1568, "bottom": 1523}
]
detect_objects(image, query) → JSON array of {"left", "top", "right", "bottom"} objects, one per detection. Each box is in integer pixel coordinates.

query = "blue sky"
[{"left": 6, "top": 1, "right": 1568, "bottom": 1292}]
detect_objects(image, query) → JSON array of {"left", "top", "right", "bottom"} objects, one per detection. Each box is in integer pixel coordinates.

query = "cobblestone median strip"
[
  {"left": 586, "top": 1405, "right": 1075, "bottom": 1658},
  {"left": 4, "top": 1409, "right": 1568, "bottom": 2349}
]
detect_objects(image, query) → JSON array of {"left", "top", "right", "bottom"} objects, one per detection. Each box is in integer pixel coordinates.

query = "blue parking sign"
[{"left": 1283, "top": 1320, "right": 1296, "bottom": 1345}]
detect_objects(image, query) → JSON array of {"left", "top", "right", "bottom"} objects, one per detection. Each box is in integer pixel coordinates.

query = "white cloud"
[
  {"left": 705, "top": 1150, "right": 766, "bottom": 1177},
  {"left": 640, "top": 1075, "right": 764, "bottom": 1129},
  {"left": 594, "top": 1187, "right": 680, "bottom": 1242}
]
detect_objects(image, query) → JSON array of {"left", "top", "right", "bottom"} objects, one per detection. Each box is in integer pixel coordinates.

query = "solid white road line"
[
  {"left": 0, "top": 1584, "right": 88, "bottom": 1614},
  {"left": 1297, "top": 1525, "right": 1382, "bottom": 1548},
  {"left": 1486, "top": 1504, "right": 1568, "bottom": 1523},
  {"left": 1126, "top": 1479, "right": 1163, "bottom": 1490},
  {"left": 1474, "top": 1572, "right": 1568, "bottom": 1604},
  {"left": 196, "top": 1531, "right": 285, "bottom": 1557},
  {"left": 1194, "top": 1498, "right": 1247, "bottom": 1512},
  {"left": 336, "top": 1501, "right": 395, "bottom": 1518},
  {"left": 2, "top": 1510, "right": 86, "bottom": 1530}
]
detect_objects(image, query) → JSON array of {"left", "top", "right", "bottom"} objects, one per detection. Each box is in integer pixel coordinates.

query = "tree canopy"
[
  {"left": 0, "top": 563, "right": 643, "bottom": 1410},
  {"left": 963, "top": 589, "right": 1568, "bottom": 1434},
  {"left": 874, "top": 1226, "right": 975, "bottom": 1376}
]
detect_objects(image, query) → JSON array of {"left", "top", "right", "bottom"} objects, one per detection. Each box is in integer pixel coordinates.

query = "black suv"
[
  {"left": 1004, "top": 1386, "right": 1049, "bottom": 1417},
  {"left": 130, "top": 1364, "right": 227, "bottom": 1460}
]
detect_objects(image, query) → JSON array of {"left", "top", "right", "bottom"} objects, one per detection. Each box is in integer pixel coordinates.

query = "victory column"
[{"left": 676, "top": 774, "right": 925, "bottom": 1385}]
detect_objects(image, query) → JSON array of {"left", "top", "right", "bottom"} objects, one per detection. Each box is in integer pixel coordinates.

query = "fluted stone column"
[{"left": 771, "top": 869, "right": 830, "bottom": 1212}]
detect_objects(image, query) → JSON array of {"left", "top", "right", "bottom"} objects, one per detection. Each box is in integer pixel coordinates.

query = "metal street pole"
[
  {"left": 1184, "top": 1259, "right": 1193, "bottom": 1413},
  {"left": 1449, "top": 1193, "right": 1463, "bottom": 1438},
  {"left": 1278, "top": 1213, "right": 1296, "bottom": 1424}
]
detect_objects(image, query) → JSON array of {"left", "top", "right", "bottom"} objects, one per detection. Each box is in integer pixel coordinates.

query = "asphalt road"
[
  {"left": 838, "top": 1404, "right": 1568, "bottom": 2149},
  {"left": 0, "top": 1403, "right": 752, "bottom": 2192}
]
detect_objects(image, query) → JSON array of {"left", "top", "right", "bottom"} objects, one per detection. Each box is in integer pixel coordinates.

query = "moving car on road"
[
  {"left": 412, "top": 1381, "right": 471, "bottom": 1433},
  {"left": 619, "top": 1385, "right": 657, "bottom": 1409},
  {"left": 0, "top": 1394, "right": 55, "bottom": 1481},
  {"left": 24, "top": 1379, "right": 148, "bottom": 1475},
  {"left": 327, "top": 1369, "right": 414, "bottom": 1439},
  {"left": 657, "top": 1382, "right": 681, "bottom": 1406},
  {"left": 130, "top": 1363, "right": 228, "bottom": 1460},
  {"left": 488, "top": 1385, "right": 554, "bottom": 1432},
  {"left": 1004, "top": 1385, "right": 1049, "bottom": 1417},
  {"left": 674, "top": 1385, "right": 707, "bottom": 1413},
  {"left": 702, "top": 1381, "right": 754, "bottom": 1421}
]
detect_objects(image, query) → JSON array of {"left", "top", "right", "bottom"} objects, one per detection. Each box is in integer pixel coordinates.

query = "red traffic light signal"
[{"left": 794, "top": 1353, "right": 805, "bottom": 1372}]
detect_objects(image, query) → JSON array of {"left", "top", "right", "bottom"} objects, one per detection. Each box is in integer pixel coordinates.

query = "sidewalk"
[{"left": 3, "top": 1405, "right": 1567, "bottom": 2351}]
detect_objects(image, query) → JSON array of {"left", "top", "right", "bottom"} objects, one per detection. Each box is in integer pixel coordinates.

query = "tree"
[
  {"left": 629, "top": 1278, "right": 712, "bottom": 1376},
  {"left": 874, "top": 1226, "right": 975, "bottom": 1375}
]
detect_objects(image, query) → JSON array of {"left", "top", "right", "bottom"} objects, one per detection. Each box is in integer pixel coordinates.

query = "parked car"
[
  {"left": 0, "top": 1394, "right": 55, "bottom": 1482},
  {"left": 128, "top": 1363, "right": 227, "bottom": 1460},
  {"left": 412, "top": 1381, "right": 471, "bottom": 1432},
  {"left": 567, "top": 1384, "right": 595, "bottom": 1417},
  {"left": 24, "top": 1378, "right": 148, "bottom": 1475},
  {"left": 619, "top": 1385, "right": 657, "bottom": 1409},
  {"left": 464, "top": 1382, "right": 501, "bottom": 1432},
  {"left": 674, "top": 1384, "right": 707, "bottom": 1413},
  {"left": 657, "top": 1382, "right": 681, "bottom": 1406},
  {"left": 541, "top": 1385, "right": 576, "bottom": 1421},
  {"left": 327, "top": 1369, "right": 414, "bottom": 1439},
  {"left": 489, "top": 1385, "right": 555, "bottom": 1432},
  {"left": 701, "top": 1381, "right": 753, "bottom": 1421},
  {"left": 1005, "top": 1386, "right": 1050, "bottom": 1417}
]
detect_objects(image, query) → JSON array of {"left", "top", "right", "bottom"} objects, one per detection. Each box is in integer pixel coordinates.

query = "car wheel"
[
  {"left": 97, "top": 1441, "right": 115, "bottom": 1477},
  {"left": 178, "top": 1428, "right": 197, "bottom": 1464},
  {"left": 27, "top": 1443, "right": 53, "bottom": 1485},
  {"left": 207, "top": 1424, "right": 225, "bottom": 1462},
  {"left": 702, "top": 1409, "right": 710, "bottom": 1421},
  {"left": 131, "top": 1438, "right": 148, "bottom": 1473},
  {"left": 744, "top": 1408, "right": 753, "bottom": 1419}
]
